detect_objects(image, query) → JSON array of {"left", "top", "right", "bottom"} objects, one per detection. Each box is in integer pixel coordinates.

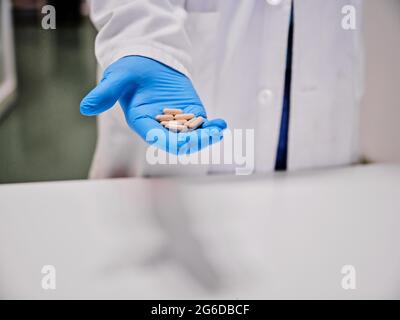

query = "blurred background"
[
  {"left": 0, "top": 0, "right": 96, "bottom": 183},
  {"left": 0, "top": 0, "right": 399, "bottom": 184}
]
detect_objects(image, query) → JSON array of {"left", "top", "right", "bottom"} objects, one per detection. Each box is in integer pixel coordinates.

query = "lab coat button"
[
  {"left": 265, "top": 0, "right": 282, "bottom": 6},
  {"left": 258, "top": 89, "right": 273, "bottom": 105}
]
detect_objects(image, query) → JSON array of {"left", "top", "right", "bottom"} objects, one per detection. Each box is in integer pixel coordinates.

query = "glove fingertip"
[{"left": 202, "top": 118, "right": 227, "bottom": 130}]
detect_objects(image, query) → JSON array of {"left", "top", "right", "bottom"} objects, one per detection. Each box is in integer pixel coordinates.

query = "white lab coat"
[{"left": 88, "top": 0, "right": 364, "bottom": 178}]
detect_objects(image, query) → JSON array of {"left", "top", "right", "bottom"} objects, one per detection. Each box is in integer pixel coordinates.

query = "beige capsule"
[
  {"left": 161, "top": 120, "right": 187, "bottom": 127},
  {"left": 186, "top": 116, "right": 204, "bottom": 130},
  {"left": 174, "top": 113, "right": 195, "bottom": 121},
  {"left": 165, "top": 123, "right": 188, "bottom": 132},
  {"left": 172, "top": 119, "right": 188, "bottom": 125},
  {"left": 156, "top": 114, "right": 174, "bottom": 121},
  {"left": 163, "top": 108, "right": 183, "bottom": 115},
  {"left": 166, "top": 120, "right": 187, "bottom": 126}
]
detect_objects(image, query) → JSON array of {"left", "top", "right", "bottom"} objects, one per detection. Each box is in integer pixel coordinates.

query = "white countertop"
[{"left": 1, "top": 164, "right": 400, "bottom": 299}]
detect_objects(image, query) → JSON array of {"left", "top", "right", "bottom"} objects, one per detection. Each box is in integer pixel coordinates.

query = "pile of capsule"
[{"left": 156, "top": 108, "right": 204, "bottom": 132}]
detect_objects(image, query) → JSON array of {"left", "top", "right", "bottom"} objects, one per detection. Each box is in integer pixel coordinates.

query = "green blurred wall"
[{"left": 0, "top": 19, "right": 97, "bottom": 183}]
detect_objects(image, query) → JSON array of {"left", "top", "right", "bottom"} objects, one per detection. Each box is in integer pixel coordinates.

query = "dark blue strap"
[{"left": 275, "top": 3, "right": 294, "bottom": 171}]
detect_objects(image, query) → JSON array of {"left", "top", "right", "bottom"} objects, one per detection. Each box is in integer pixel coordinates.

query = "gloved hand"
[{"left": 80, "top": 56, "right": 227, "bottom": 154}]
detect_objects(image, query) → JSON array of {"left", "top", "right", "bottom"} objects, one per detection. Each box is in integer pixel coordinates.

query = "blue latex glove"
[{"left": 80, "top": 56, "right": 227, "bottom": 154}]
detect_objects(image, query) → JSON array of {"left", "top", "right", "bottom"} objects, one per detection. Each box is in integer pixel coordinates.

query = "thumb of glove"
[{"left": 80, "top": 69, "right": 135, "bottom": 116}]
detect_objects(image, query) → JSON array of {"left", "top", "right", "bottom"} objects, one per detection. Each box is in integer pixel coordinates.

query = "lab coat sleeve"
[{"left": 89, "top": 0, "right": 192, "bottom": 79}]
